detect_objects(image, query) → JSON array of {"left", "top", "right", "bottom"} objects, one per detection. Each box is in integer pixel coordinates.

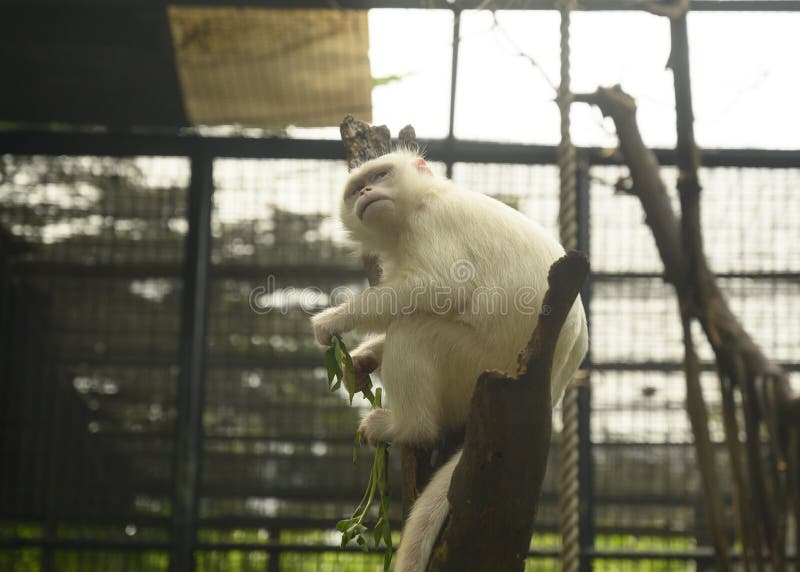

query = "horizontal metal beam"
[
  {"left": 1, "top": 131, "right": 799, "bottom": 168},
  {"left": 0, "top": 514, "right": 689, "bottom": 538},
  {"left": 52, "top": 350, "right": 800, "bottom": 373},
  {"left": 593, "top": 271, "right": 800, "bottom": 282},
  {"left": 10, "top": 261, "right": 365, "bottom": 281},
  {"left": 12, "top": 261, "right": 800, "bottom": 283},
  {"left": 166, "top": 0, "right": 800, "bottom": 11},
  {"left": 0, "top": 537, "right": 788, "bottom": 563},
  {"left": 593, "top": 360, "right": 800, "bottom": 373},
  {"left": 0, "top": 130, "right": 345, "bottom": 160},
  {"left": 54, "top": 342, "right": 800, "bottom": 370}
]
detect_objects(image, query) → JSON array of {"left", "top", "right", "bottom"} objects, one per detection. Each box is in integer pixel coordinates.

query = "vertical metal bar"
[
  {"left": 445, "top": 9, "right": 461, "bottom": 178},
  {"left": 267, "top": 527, "right": 281, "bottom": 572},
  {"left": 42, "top": 364, "right": 57, "bottom": 572},
  {"left": 170, "top": 150, "right": 214, "bottom": 572},
  {"left": 576, "top": 161, "right": 594, "bottom": 572}
]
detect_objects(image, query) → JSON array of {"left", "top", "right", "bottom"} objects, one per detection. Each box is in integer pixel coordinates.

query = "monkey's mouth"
[{"left": 357, "top": 196, "right": 392, "bottom": 220}]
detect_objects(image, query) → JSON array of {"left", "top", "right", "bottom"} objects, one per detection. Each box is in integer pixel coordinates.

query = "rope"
[
  {"left": 556, "top": 1, "right": 581, "bottom": 572},
  {"left": 557, "top": 0, "right": 578, "bottom": 253}
]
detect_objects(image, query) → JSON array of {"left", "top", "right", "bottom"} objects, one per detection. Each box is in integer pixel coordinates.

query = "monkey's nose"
[{"left": 361, "top": 187, "right": 373, "bottom": 194}]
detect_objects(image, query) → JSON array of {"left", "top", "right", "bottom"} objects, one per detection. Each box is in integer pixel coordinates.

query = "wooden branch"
[
  {"left": 339, "top": 115, "right": 391, "bottom": 172},
  {"left": 788, "top": 431, "right": 800, "bottom": 568},
  {"left": 574, "top": 84, "right": 795, "bottom": 415},
  {"left": 668, "top": 16, "right": 731, "bottom": 570},
  {"left": 573, "top": 87, "right": 683, "bottom": 285},
  {"left": 681, "top": 312, "right": 731, "bottom": 571},
  {"left": 576, "top": 79, "right": 799, "bottom": 570},
  {"left": 642, "top": 0, "right": 689, "bottom": 18},
  {"left": 398, "top": 124, "right": 419, "bottom": 154},
  {"left": 784, "top": 397, "right": 800, "bottom": 427},
  {"left": 339, "top": 114, "right": 387, "bottom": 299},
  {"left": 576, "top": 12, "right": 799, "bottom": 566},
  {"left": 717, "top": 366, "right": 758, "bottom": 570},
  {"left": 427, "top": 253, "right": 589, "bottom": 572}
]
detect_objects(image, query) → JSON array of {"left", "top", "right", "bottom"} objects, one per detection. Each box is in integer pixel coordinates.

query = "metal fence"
[
  {"left": 1, "top": 131, "right": 798, "bottom": 572},
  {"left": 1, "top": 2, "right": 800, "bottom": 571}
]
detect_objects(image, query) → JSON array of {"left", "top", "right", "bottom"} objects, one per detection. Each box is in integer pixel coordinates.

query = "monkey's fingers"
[
  {"left": 316, "top": 330, "right": 334, "bottom": 347},
  {"left": 345, "top": 371, "right": 372, "bottom": 394},
  {"left": 353, "top": 354, "right": 378, "bottom": 375},
  {"left": 344, "top": 355, "right": 378, "bottom": 392}
]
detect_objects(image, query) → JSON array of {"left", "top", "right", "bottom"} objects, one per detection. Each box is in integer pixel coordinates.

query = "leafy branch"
[{"left": 324, "top": 336, "right": 393, "bottom": 571}]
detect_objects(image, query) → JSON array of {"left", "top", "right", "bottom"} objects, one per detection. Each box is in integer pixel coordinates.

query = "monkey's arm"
[{"left": 352, "top": 334, "right": 385, "bottom": 364}]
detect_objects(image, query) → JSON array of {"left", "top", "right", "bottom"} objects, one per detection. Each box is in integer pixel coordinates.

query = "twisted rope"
[
  {"left": 557, "top": 0, "right": 577, "bottom": 253},
  {"left": 556, "top": 1, "right": 581, "bottom": 571}
]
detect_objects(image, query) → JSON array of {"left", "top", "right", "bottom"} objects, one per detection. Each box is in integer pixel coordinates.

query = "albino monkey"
[{"left": 311, "top": 150, "right": 588, "bottom": 571}]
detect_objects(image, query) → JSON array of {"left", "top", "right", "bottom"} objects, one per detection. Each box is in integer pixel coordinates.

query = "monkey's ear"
[{"left": 414, "top": 158, "right": 433, "bottom": 176}]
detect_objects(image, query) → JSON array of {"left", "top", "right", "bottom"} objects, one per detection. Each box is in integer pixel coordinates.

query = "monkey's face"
[
  {"left": 350, "top": 166, "right": 396, "bottom": 226},
  {"left": 340, "top": 152, "right": 435, "bottom": 245}
]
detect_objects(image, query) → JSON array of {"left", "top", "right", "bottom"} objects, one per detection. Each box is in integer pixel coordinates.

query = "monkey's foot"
[{"left": 357, "top": 408, "right": 394, "bottom": 446}]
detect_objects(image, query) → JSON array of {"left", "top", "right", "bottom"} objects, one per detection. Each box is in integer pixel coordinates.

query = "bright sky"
[{"left": 364, "top": 9, "right": 800, "bottom": 150}]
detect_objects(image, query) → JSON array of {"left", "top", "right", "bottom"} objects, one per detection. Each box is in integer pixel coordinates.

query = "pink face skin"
[
  {"left": 343, "top": 155, "right": 433, "bottom": 232},
  {"left": 345, "top": 162, "right": 398, "bottom": 227},
  {"left": 356, "top": 189, "right": 395, "bottom": 225}
]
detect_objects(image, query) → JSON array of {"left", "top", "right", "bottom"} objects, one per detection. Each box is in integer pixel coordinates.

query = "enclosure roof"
[{"left": 0, "top": 2, "right": 372, "bottom": 130}]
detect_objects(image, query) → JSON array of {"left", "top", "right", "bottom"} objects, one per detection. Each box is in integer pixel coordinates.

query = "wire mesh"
[
  {"left": 2, "top": 143, "right": 799, "bottom": 572},
  {"left": 589, "top": 163, "right": 800, "bottom": 567},
  {"left": 0, "top": 155, "right": 188, "bottom": 570}
]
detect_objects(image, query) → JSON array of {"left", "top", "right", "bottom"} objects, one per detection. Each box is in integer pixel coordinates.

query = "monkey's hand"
[
  {"left": 346, "top": 353, "right": 378, "bottom": 393},
  {"left": 357, "top": 408, "right": 394, "bottom": 446},
  {"left": 311, "top": 306, "right": 349, "bottom": 346}
]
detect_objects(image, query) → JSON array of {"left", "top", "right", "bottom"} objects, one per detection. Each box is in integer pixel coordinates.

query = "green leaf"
[
  {"left": 337, "top": 341, "right": 357, "bottom": 405},
  {"left": 336, "top": 519, "right": 352, "bottom": 533},
  {"left": 373, "top": 516, "right": 385, "bottom": 546},
  {"left": 362, "top": 386, "right": 375, "bottom": 405},
  {"left": 324, "top": 347, "right": 337, "bottom": 388},
  {"left": 321, "top": 336, "right": 393, "bottom": 560},
  {"left": 384, "top": 546, "right": 393, "bottom": 571},
  {"left": 382, "top": 513, "right": 392, "bottom": 548},
  {"left": 372, "top": 72, "right": 412, "bottom": 87}
]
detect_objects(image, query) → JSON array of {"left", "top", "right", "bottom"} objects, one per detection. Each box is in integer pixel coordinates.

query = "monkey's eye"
[
  {"left": 370, "top": 170, "right": 390, "bottom": 184},
  {"left": 346, "top": 181, "right": 362, "bottom": 198}
]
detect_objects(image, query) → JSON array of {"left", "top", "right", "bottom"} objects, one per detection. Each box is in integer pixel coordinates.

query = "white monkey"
[{"left": 311, "top": 150, "right": 588, "bottom": 571}]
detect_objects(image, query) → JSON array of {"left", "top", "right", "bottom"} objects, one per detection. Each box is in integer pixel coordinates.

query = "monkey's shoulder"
[{"left": 429, "top": 190, "right": 559, "bottom": 249}]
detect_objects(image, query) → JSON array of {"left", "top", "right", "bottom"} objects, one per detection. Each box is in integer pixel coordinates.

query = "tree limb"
[
  {"left": 681, "top": 310, "right": 731, "bottom": 571},
  {"left": 641, "top": 0, "right": 689, "bottom": 18},
  {"left": 573, "top": 87, "right": 683, "bottom": 285},
  {"left": 427, "top": 253, "right": 589, "bottom": 572},
  {"left": 576, "top": 78, "right": 798, "bottom": 570},
  {"left": 340, "top": 114, "right": 391, "bottom": 172}
]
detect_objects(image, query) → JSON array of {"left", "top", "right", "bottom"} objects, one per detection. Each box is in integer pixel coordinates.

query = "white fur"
[
  {"left": 394, "top": 450, "right": 462, "bottom": 572},
  {"left": 311, "top": 151, "right": 589, "bottom": 571}
]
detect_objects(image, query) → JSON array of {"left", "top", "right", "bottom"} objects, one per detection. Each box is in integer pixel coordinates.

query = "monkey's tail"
[{"left": 393, "top": 450, "right": 462, "bottom": 572}]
